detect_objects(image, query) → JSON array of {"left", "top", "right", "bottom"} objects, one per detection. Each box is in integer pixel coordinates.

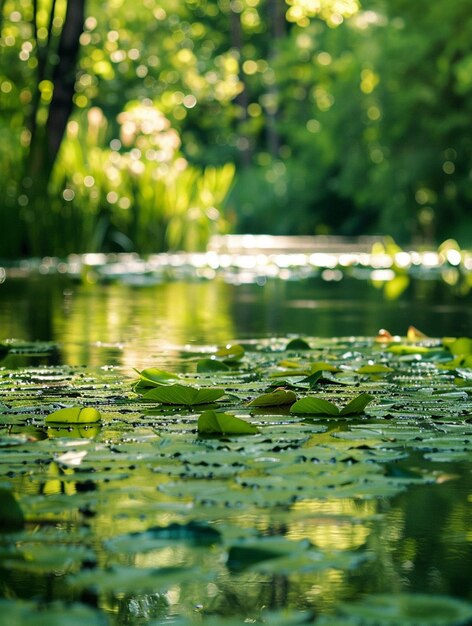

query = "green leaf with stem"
[{"left": 197, "top": 410, "right": 258, "bottom": 435}]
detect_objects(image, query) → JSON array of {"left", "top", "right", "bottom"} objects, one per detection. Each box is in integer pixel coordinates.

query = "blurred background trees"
[{"left": 1, "top": 0, "right": 471, "bottom": 257}]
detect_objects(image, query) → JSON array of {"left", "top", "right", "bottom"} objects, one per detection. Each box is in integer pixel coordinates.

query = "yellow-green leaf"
[
  {"left": 198, "top": 410, "right": 258, "bottom": 435},
  {"left": 290, "top": 397, "right": 339, "bottom": 415},
  {"left": 45, "top": 407, "right": 101, "bottom": 424},
  {"left": 248, "top": 389, "right": 297, "bottom": 407}
]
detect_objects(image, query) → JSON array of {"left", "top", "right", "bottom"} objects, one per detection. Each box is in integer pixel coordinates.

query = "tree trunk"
[
  {"left": 23, "top": 0, "right": 85, "bottom": 255},
  {"left": 46, "top": 0, "right": 85, "bottom": 171}
]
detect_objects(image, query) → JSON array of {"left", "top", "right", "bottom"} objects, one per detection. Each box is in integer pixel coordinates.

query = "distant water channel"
[{"left": 1, "top": 268, "right": 471, "bottom": 370}]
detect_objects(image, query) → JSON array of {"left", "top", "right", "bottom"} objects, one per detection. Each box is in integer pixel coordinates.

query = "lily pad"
[
  {"left": 196, "top": 358, "right": 231, "bottom": 373},
  {"left": 0, "top": 600, "right": 109, "bottom": 626},
  {"left": 197, "top": 410, "right": 258, "bottom": 435},
  {"left": 285, "top": 338, "right": 311, "bottom": 350},
  {"left": 143, "top": 384, "right": 225, "bottom": 405},
  {"left": 247, "top": 389, "right": 297, "bottom": 407},
  {"left": 133, "top": 367, "right": 180, "bottom": 392},
  {"left": 45, "top": 407, "right": 101, "bottom": 424},
  {"left": 335, "top": 593, "right": 472, "bottom": 626},
  {"left": 339, "top": 393, "right": 374, "bottom": 416},
  {"left": 290, "top": 397, "right": 340, "bottom": 416},
  {"left": 290, "top": 393, "right": 374, "bottom": 416},
  {"left": 215, "top": 343, "right": 245, "bottom": 362}
]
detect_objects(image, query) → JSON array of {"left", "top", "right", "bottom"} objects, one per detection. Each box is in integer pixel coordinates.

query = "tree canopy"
[{"left": 1, "top": 0, "right": 471, "bottom": 257}]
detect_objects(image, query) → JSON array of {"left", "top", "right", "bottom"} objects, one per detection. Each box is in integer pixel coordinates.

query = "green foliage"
[
  {"left": 45, "top": 407, "right": 102, "bottom": 424},
  {"left": 197, "top": 410, "right": 259, "bottom": 435},
  {"left": 247, "top": 388, "right": 297, "bottom": 407},
  {"left": 2, "top": 0, "right": 472, "bottom": 257},
  {"left": 290, "top": 393, "right": 374, "bottom": 416},
  {"left": 2, "top": 331, "right": 472, "bottom": 623},
  {"left": 142, "top": 383, "right": 225, "bottom": 405}
]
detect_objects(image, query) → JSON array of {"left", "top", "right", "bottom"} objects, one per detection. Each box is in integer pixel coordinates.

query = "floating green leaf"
[
  {"left": 196, "top": 358, "right": 231, "bottom": 373},
  {"left": 310, "top": 361, "right": 340, "bottom": 373},
  {"left": 143, "top": 384, "right": 225, "bottom": 405},
  {"left": 299, "top": 371, "right": 323, "bottom": 388},
  {"left": 133, "top": 367, "right": 180, "bottom": 392},
  {"left": 197, "top": 410, "right": 258, "bottom": 435},
  {"left": 290, "top": 393, "right": 373, "bottom": 416},
  {"left": 215, "top": 343, "right": 245, "bottom": 362},
  {"left": 285, "top": 338, "right": 311, "bottom": 350},
  {"left": 357, "top": 364, "right": 393, "bottom": 374},
  {"left": 290, "top": 397, "right": 340, "bottom": 415},
  {"left": 387, "top": 344, "right": 430, "bottom": 355},
  {"left": 47, "top": 424, "right": 100, "bottom": 439},
  {"left": 445, "top": 337, "right": 472, "bottom": 356},
  {"left": 340, "top": 393, "right": 374, "bottom": 416},
  {"left": 45, "top": 407, "right": 101, "bottom": 424},
  {"left": 248, "top": 389, "right": 297, "bottom": 407}
]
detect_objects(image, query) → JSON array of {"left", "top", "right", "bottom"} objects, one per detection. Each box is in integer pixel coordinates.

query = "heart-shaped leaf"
[
  {"left": 248, "top": 389, "right": 297, "bottom": 407},
  {"left": 290, "top": 397, "right": 339, "bottom": 415},
  {"left": 339, "top": 393, "right": 374, "bottom": 415},
  {"left": 143, "top": 384, "right": 225, "bottom": 405},
  {"left": 45, "top": 407, "right": 102, "bottom": 424},
  {"left": 198, "top": 410, "right": 258, "bottom": 435}
]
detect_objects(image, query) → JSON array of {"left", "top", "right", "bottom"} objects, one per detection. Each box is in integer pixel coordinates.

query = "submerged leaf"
[
  {"left": 107, "top": 521, "right": 221, "bottom": 553},
  {"left": 45, "top": 407, "right": 101, "bottom": 424},
  {"left": 197, "top": 410, "right": 258, "bottom": 435},
  {"left": 143, "top": 384, "right": 225, "bottom": 405}
]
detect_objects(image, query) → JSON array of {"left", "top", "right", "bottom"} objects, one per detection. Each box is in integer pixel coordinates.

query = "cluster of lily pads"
[
  {"left": 45, "top": 328, "right": 472, "bottom": 438},
  {"left": 2, "top": 328, "right": 472, "bottom": 625}
]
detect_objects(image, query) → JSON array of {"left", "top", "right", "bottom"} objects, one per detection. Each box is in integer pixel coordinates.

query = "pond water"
[
  {"left": 1, "top": 265, "right": 472, "bottom": 626},
  {"left": 1, "top": 271, "right": 471, "bottom": 369}
]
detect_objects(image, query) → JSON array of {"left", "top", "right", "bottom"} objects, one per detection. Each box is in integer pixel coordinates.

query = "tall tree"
[{"left": 27, "top": 0, "right": 85, "bottom": 182}]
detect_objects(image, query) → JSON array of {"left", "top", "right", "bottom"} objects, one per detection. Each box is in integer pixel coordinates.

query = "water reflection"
[{"left": 1, "top": 274, "right": 471, "bottom": 370}]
